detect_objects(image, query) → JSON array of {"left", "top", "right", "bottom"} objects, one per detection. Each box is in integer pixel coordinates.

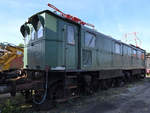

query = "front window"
[
  {"left": 31, "top": 28, "right": 36, "bottom": 40},
  {"left": 25, "top": 31, "right": 30, "bottom": 44},
  {"left": 85, "top": 32, "right": 96, "bottom": 48},
  {"left": 37, "top": 21, "right": 44, "bottom": 38}
]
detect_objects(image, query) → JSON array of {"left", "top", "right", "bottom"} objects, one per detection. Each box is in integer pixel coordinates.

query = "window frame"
[
  {"left": 84, "top": 32, "right": 96, "bottom": 48},
  {"left": 115, "top": 42, "right": 121, "bottom": 54},
  {"left": 37, "top": 21, "right": 44, "bottom": 39},
  {"left": 31, "top": 27, "right": 36, "bottom": 41},
  {"left": 141, "top": 52, "right": 145, "bottom": 60},
  {"left": 67, "top": 25, "right": 75, "bottom": 45},
  {"left": 132, "top": 49, "right": 137, "bottom": 57},
  {"left": 82, "top": 49, "right": 92, "bottom": 66},
  {"left": 128, "top": 47, "right": 132, "bottom": 56},
  {"left": 24, "top": 30, "right": 30, "bottom": 44},
  {"left": 137, "top": 50, "right": 141, "bottom": 59}
]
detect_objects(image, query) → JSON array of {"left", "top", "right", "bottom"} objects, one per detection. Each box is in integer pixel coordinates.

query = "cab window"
[
  {"left": 37, "top": 21, "right": 44, "bottom": 38},
  {"left": 67, "top": 26, "right": 75, "bottom": 44},
  {"left": 31, "top": 28, "right": 36, "bottom": 40},
  {"left": 85, "top": 32, "right": 96, "bottom": 48},
  {"left": 25, "top": 31, "right": 30, "bottom": 44}
]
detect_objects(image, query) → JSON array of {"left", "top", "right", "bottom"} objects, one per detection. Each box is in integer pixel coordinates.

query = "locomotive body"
[
  {"left": 21, "top": 10, "right": 146, "bottom": 75},
  {"left": 18, "top": 10, "right": 146, "bottom": 109}
]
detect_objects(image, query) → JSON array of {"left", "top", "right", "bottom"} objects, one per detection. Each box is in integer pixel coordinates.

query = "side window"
[
  {"left": 141, "top": 52, "right": 145, "bottom": 60},
  {"left": 82, "top": 50, "right": 92, "bottom": 66},
  {"left": 85, "top": 32, "right": 96, "bottom": 48},
  {"left": 128, "top": 47, "right": 132, "bottom": 56},
  {"left": 137, "top": 51, "right": 141, "bottom": 59},
  {"left": 37, "top": 21, "right": 44, "bottom": 39},
  {"left": 123, "top": 45, "right": 128, "bottom": 55},
  {"left": 123, "top": 45, "right": 131, "bottom": 56},
  {"left": 67, "top": 26, "right": 75, "bottom": 44},
  {"left": 31, "top": 27, "right": 36, "bottom": 40},
  {"left": 115, "top": 43, "right": 121, "bottom": 54},
  {"left": 133, "top": 49, "right": 137, "bottom": 57}
]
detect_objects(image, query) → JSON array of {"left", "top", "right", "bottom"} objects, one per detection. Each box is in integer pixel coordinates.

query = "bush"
[{"left": 0, "top": 99, "right": 22, "bottom": 113}]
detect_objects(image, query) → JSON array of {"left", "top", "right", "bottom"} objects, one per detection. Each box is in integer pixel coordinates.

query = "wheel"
[
  {"left": 32, "top": 75, "right": 54, "bottom": 110},
  {"left": 21, "top": 90, "right": 32, "bottom": 103},
  {"left": 114, "top": 77, "right": 124, "bottom": 87},
  {"left": 10, "top": 81, "right": 16, "bottom": 97},
  {"left": 107, "top": 79, "right": 113, "bottom": 88},
  {"left": 84, "top": 75, "right": 99, "bottom": 95},
  {"left": 100, "top": 79, "right": 108, "bottom": 90},
  {"left": 126, "top": 72, "right": 132, "bottom": 82},
  {"left": 52, "top": 82, "right": 64, "bottom": 103},
  {"left": 32, "top": 83, "right": 58, "bottom": 110}
]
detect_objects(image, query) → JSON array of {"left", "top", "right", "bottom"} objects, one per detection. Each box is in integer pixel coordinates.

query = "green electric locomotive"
[{"left": 19, "top": 4, "right": 146, "bottom": 109}]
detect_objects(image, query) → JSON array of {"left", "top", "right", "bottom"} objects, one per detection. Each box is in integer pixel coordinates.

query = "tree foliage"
[{"left": 18, "top": 43, "right": 24, "bottom": 48}]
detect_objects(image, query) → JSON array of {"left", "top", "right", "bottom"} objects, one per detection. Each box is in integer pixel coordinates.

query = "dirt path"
[{"left": 79, "top": 79, "right": 150, "bottom": 113}]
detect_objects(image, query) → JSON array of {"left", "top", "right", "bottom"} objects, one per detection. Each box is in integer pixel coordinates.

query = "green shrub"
[{"left": 0, "top": 99, "right": 22, "bottom": 113}]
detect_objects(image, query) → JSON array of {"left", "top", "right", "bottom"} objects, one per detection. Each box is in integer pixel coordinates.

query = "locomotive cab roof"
[{"left": 20, "top": 10, "right": 82, "bottom": 37}]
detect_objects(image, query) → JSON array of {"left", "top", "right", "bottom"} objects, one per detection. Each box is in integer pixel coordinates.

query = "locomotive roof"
[
  {"left": 28, "top": 10, "right": 80, "bottom": 27},
  {"left": 82, "top": 26, "right": 145, "bottom": 52},
  {"left": 27, "top": 10, "right": 145, "bottom": 52}
]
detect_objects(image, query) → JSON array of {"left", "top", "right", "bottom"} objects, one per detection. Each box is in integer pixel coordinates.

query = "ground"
[{"left": 0, "top": 78, "right": 150, "bottom": 113}]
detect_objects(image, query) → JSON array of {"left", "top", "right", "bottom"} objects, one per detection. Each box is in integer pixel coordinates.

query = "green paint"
[
  {"left": 46, "top": 14, "right": 57, "bottom": 32},
  {"left": 21, "top": 10, "right": 146, "bottom": 71}
]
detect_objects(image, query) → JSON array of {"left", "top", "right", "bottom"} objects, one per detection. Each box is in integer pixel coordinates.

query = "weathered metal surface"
[{"left": 80, "top": 26, "right": 146, "bottom": 71}]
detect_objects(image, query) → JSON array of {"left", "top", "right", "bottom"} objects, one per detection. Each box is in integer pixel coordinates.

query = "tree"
[{"left": 18, "top": 43, "right": 24, "bottom": 48}]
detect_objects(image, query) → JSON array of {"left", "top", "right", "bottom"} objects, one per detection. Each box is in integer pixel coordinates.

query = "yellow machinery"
[{"left": 0, "top": 43, "right": 24, "bottom": 72}]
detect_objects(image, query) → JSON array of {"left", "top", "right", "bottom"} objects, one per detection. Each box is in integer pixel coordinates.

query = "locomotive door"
[{"left": 64, "top": 24, "right": 78, "bottom": 70}]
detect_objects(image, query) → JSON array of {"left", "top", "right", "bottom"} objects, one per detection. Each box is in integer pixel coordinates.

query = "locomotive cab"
[
  {"left": 20, "top": 10, "right": 79, "bottom": 71},
  {"left": 21, "top": 14, "right": 45, "bottom": 70}
]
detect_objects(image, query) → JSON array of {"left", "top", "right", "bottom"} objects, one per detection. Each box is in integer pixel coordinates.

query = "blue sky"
[{"left": 0, "top": 0, "right": 150, "bottom": 52}]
